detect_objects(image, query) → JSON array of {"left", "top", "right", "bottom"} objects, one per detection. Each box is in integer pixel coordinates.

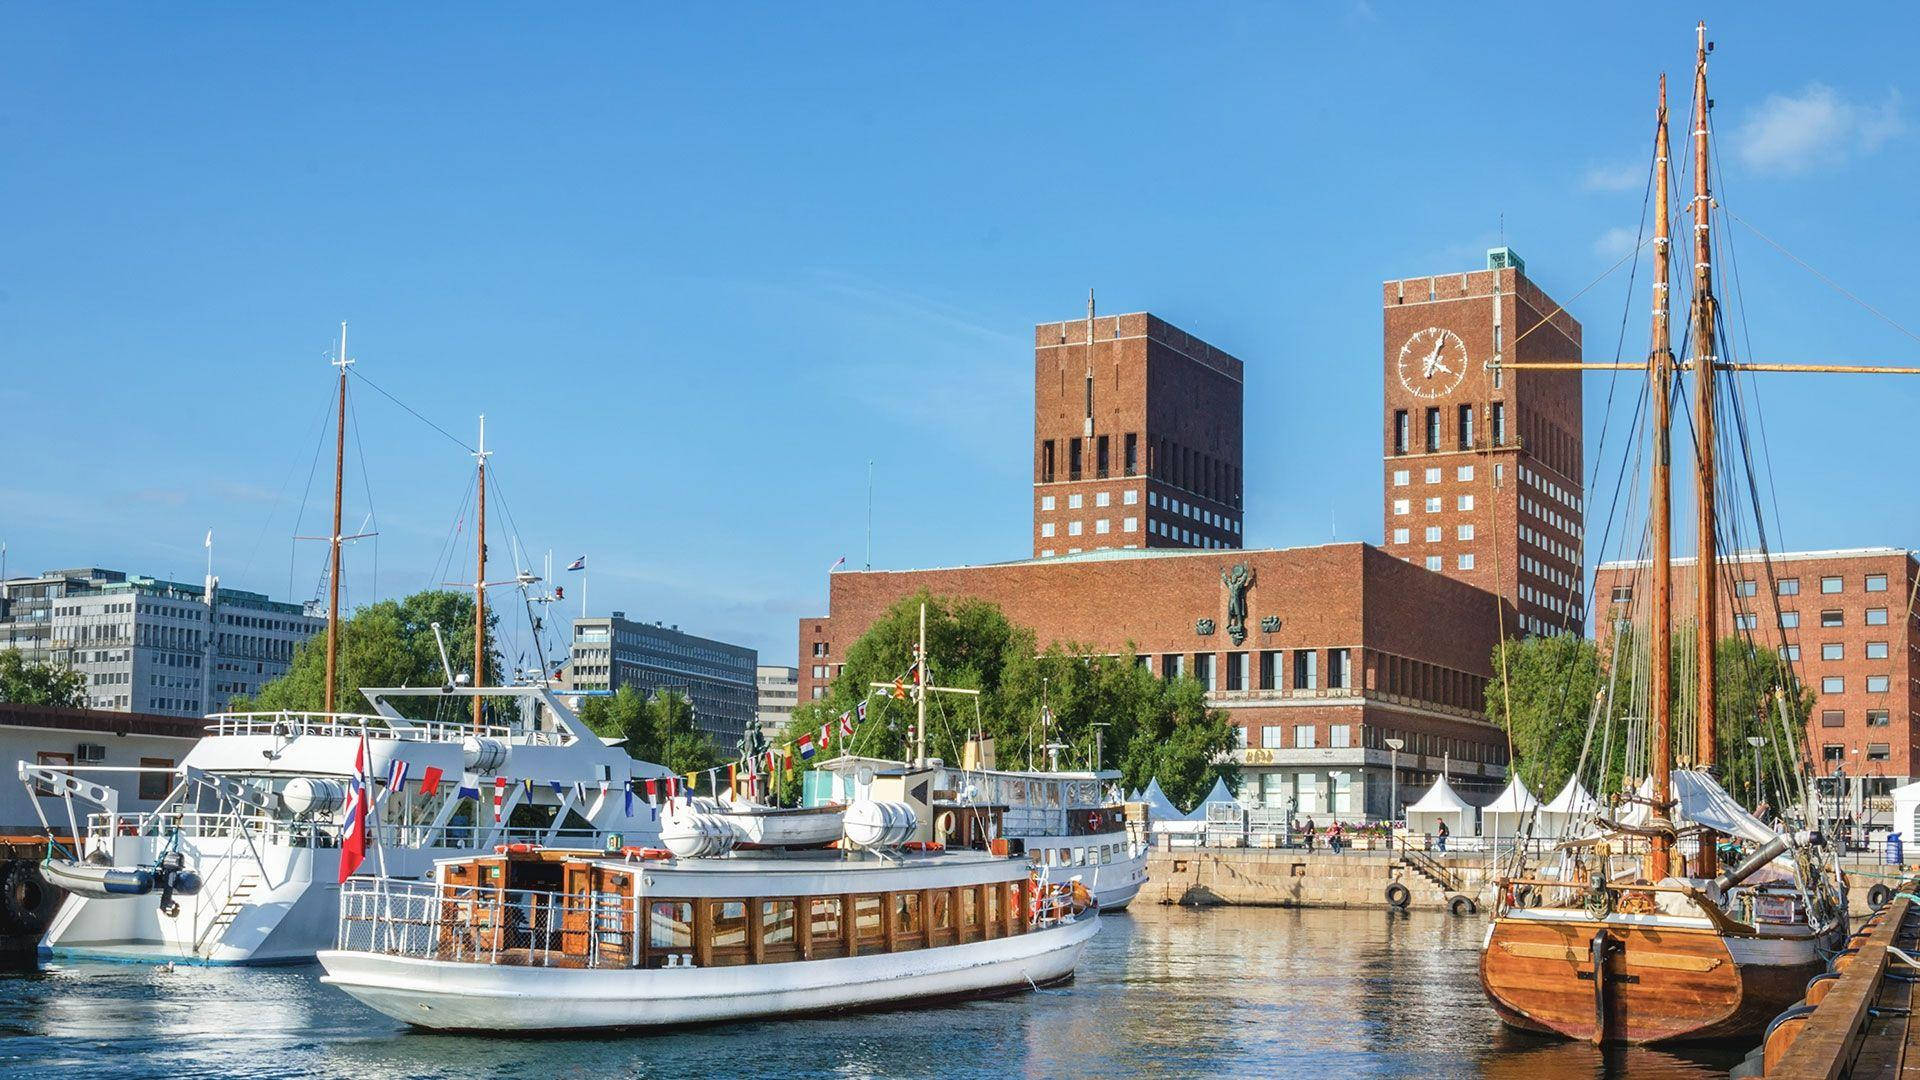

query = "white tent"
[
  {"left": 1139, "top": 777, "right": 1187, "bottom": 822},
  {"left": 1481, "top": 775, "right": 1540, "bottom": 842},
  {"left": 1538, "top": 775, "right": 1599, "bottom": 837},
  {"left": 1406, "top": 774, "right": 1475, "bottom": 838},
  {"left": 1191, "top": 776, "right": 1236, "bottom": 817},
  {"left": 1892, "top": 781, "right": 1920, "bottom": 847},
  {"left": 1126, "top": 787, "right": 1142, "bottom": 803}
]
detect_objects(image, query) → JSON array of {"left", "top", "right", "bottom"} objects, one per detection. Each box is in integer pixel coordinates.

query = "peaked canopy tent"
[
  {"left": 1191, "top": 776, "right": 1236, "bottom": 815},
  {"left": 1481, "top": 775, "right": 1540, "bottom": 842},
  {"left": 1405, "top": 774, "right": 1475, "bottom": 838},
  {"left": 1538, "top": 775, "right": 1599, "bottom": 837},
  {"left": 1892, "top": 781, "right": 1920, "bottom": 846}
]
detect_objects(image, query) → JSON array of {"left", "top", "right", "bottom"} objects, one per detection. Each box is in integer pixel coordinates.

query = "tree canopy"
[
  {"left": 576, "top": 686, "right": 726, "bottom": 777},
  {"left": 1486, "top": 627, "right": 1813, "bottom": 808},
  {"left": 236, "top": 590, "right": 500, "bottom": 717},
  {"left": 0, "top": 649, "right": 86, "bottom": 708},
  {"left": 774, "top": 592, "right": 1237, "bottom": 810}
]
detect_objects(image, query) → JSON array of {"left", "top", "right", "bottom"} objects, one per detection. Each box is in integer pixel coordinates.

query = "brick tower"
[
  {"left": 1381, "top": 249, "right": 1585, "bottom": 636},
  {"left": 1032, "top": 301, "right": 1244, "bottom": 558}
]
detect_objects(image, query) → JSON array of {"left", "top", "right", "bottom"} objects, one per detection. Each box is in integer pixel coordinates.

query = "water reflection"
[{"left": 0, "top": 906, "right": 1745, "bottom": 1078}]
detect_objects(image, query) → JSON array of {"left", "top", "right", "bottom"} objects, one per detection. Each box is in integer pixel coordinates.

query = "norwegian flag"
[
  {"left": 797, "top": 732, "right": 816, "bottom": 760},
  {"left": 493, "top": 776, "right": 507, "bottom": 824},
  {"left": 338, "top": 735, "right": 371, "bottom": 883}
]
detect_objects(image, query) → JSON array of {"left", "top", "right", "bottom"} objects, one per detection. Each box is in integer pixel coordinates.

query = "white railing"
[
  {"left": 203, "top": 711, "right": 513, "bottom": 742},
  {"left": 89, "top": 810, "right": 332, "bottom": 848},
  {"left": 337, "top": 879, "right": 638, "bottom": 969}
]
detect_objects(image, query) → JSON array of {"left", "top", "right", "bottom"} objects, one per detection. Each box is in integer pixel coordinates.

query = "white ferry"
[
  {"left": 17, "top": 684, "right": 671, "bottom": 965},
  {"left": 317, "top": 808, "right": 1097, "bottom": 1031},
  {"left": 810, "top": 757, "right": 1149, "bottom": 912}
]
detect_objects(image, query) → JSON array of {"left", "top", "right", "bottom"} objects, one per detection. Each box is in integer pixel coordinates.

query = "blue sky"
[{"left": 3, "top": 4, "right": 1917, "bottom": 666}]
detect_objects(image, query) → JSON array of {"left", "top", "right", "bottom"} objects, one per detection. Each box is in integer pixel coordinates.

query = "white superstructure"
[{"left": 17, "top": 684, "right": 671, "bottom": 965}]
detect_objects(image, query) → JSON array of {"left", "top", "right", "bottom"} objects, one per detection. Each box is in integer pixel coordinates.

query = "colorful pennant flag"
[
  {"left": 798, "top": 732, "right": 817, "bottom": 760},
  {"left": 420, "top": 765, "right": 445, "bottom": 797},
  {"left": 385, "top": 758, "right": 410, "bottom": 793},
  {"left": 493, "top": 776, "right": 507, "bottom": 823}
]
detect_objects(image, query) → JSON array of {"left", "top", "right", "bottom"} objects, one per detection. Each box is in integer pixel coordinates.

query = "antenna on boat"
[{"left": 324, "top": 323, "right": 352, "bottom": 714}]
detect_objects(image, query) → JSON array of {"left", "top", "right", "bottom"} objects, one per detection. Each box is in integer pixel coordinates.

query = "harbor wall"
[{"left": 1146, "top": 847, "right": 1907, "bottom": 915}]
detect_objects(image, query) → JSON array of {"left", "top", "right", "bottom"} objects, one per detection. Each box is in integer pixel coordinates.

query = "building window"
[
  {"left": 1424, "top": 497, "right": 1441, "bottom": 513},
  {"left": 1040, "top": 523, "right": 1055, "bottom": 538},
  {"left": 1866, "top": 573, "right": 1888, "bottom": 593},
  {"left": 1458, "top": 494, "right": 1475, "bottom": 511},
  {"left": 1820, "top": 710, "right": 1845, "bottom": 728},
  {"left": 1193, "top": 653, "right": 1215, "bottom": 690},
  {"left": 1734, "top": 614, "right": 1757, "bottom": 631},
  {"left": 1393, "top": 469, "right": 1410, "bottom": 487},
  {"left": 1393, "top": 499, "right": 1410, "bottom": 516},
  {"left": 1040, "top": 495, "right": 1056, "bottom": 511},
  {"left": 1457, "top": 524, "right": 1475, "bottom": 541},
  {"left": 1424, "top": 407, "right": 1440, "bottom": 452},
  {"left": 1329, "top": 724, "right": 1352, "bottom": 749},
  {"left": 1780, "top": 611, "right": 1800, "bottom": 629},
  {"left": 1327, "top": 648, "right": 1350, "bottom": 689},
  {"left": 1458, "top": 404, "right": 1474, "bottom": 449},
  {"left": 1424, "top": 467, "right": 1441, "bottom": 484},
  {"left": 1041, "top": 441, "right": 1055, "bottom": 483},
  {"left": 1123, "top": 517, "right": 1138, "bottom": 532},
  {"left": 1868, "top": 675, "right": 1891, "bottom": 693},
  {"left": 1822, "top": 642, "right": 1844, "bottom": 660},
  {"left": 1095, "top": 519, "right": 1110, "bottom": 535},
  {"left": 813, "top": 642, "right": 829, "bottom": 657},
  {"left": 1492, "top": 402, "right": 1506, "bottom": 445},
  {"left": 1424, "top": 526, "right": 1441, "bottom": 543},
  {"left": 138, "top": 758, "right": 175, "bottom": 801},
  {"left": 1094, "top": 491, "right": 1110, "bottom": 507},
  {"left": 1067, "top": 521, "right": 1083, "bottom": 536},
  {"left": 1096, "top": 435, "right": 1110, "bottom": 479},
  {"left": 1869, "top": 743, "right": 1891, "bottom": 762},
  {"left": 1821, "top": 610, "right": 1844, "bottom": 628},
  {"left": 1822, "top": 676, "right": 1844, "bottom": 694},
  {"left": 1822, "top": 575, "right": 1843, "bottom": 594},
  {"left": 1458, "top": 553, "right": 1476, "bottom": 570},
  {"left": 1736, "top": 580, "right": 1757, "bottom": 597},
  {"left": 1425, "top": 556, "right": 1443, "bottom": 572},
  {"left": 1123, "top": 489, "right": 1138, "bottom": 505},
  {"left": 1261, "top": 725, "right": 1284, "bottom": 749},
  {"left": 1869, "top": 709, "right": 1890, "bottom": 727},
  {"left": 1392, "top": 528, "right": 1410, "bottom": 544},
  {"left": 1292, "top": 650, "right": 1318, "bottom": 691},
  {"left": 1394, "top": 411, "right": 1408, "bottom": 455},
  {"left": 1868, "top": 641, "right": 1889, "bottom": 660},
  {"left": 1294, "top": 724, "right": 1317, "bottom": 749},
  {"left": 1124, "top": 433, "right": 1138, "bottom": 477},
  {"left": 1778, "top": 578, "right": 1800, "bottom": 596},
  {"left": 1226, "top": 652, "right": 1248, "bottom": 691},
  {"left": 1612, "top": 585, "right": 1633, "bottom": 603},
  {"left": 1258, "top": 651, "right": 1279, "bottom": 690},
  {"left": 1457, "top": 465, "right": 1474, "bottom": 482},
  {"left": 1781, "top": 644, "right": 1802, "bottom": 662},
  {"left": 1069, "top": 439, "right": 1083, "bottom": 481},
  {"left": 1867, "top": 608, "right": 1889, "bottom": 626},
  {"left": 1040, "top": 549, "right": 1055, "bottom": 558},
  {"left": 1822, "top": 744, "right": 1845, "bottom": 764}
]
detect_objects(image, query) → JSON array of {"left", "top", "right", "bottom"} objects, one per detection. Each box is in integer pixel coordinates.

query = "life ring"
[
  {"left": 903, "top": 841, "right": 944, "bottom": 852},
  {"left": 1385, "top": 881, "right": 1412, "bottom": 909},
  {"left": 0, "top": 861, "right": 49, "bottom": 936},
  {"left": 621, "top": 846, "right": 672, "bottom": 861},
  {"left": 1867, "top": 883, "right": 1893, "bottom": 908},
  {"left": 1448, "top": 894, "right": 1478, "bottom": 917},
  {"left": 1089, "top": 810, "right": 1104, "bottom": 831},
  {"left": 937, "top": 811, "right": 957, "bottom": 837},
  {"left": 493, "top": 842, "right": 541, "bottom": 855}
]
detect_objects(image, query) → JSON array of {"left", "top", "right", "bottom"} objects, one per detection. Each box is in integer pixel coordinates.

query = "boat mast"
[
  {"left": 915, "top": 600, "right": 927, "bottom": 767},
  {"left": 1689, "top": 23, "right": 1719, "bottom": 768},
  {"left": 473, "top": 415, "right": 490, "bottom": 730},
  {"left": 1647, "top": 77, "right": 1675, "bottom": 881},
  {"left": 324, "top": 323, "right": 351, "bottom": 714}
]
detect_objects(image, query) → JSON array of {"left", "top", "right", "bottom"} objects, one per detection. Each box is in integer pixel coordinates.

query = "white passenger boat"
[
  {"left": 812, "top": 758, "right": 1149, "bottom": 912},
  {"left": 17, "top": 684, "right": 672, "bottom": 965},
  {"left": 317, "top": 816, "right": 1097, "bottom": 1031}
]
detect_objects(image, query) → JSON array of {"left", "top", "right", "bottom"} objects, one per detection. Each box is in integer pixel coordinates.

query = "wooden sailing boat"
[{"left": 1479, "top": 25, "right": 1856, "bottom": 1045}]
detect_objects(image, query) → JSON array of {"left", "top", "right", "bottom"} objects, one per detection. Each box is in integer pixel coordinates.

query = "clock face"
[{"left": 1397, "top": 327, "right": 1468, "bottom": 399}]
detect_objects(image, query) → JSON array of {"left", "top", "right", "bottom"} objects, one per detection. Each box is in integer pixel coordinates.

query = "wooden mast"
[
  {"left": 1647, "top": 77, "right": 1675, "bottom": 881},
  {"left": 1689, "top": 23, "right": 1719, "bottom": 768},
  {"left": 324, "top": 323, "right": 350, "bottom": 714},
  {"left": 473, "top": 414, "right": 490, "bottom": 729}
]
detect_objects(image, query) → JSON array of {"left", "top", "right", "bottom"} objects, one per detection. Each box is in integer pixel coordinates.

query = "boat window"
[
  {"left": 894, "top": 891, "right": 922, "bottom": 936},
  {"left": 761, "top": 900, "right": 796, "bottom": 948},
  {"left": 983, "top": 883, "right": 1001, "bottom": 936},
  {"left": 649, "top": 901, "right": 693, "bottom": 951},
  {"left": 959, "top": 885, "right": 979, "bottom": 932},
  {"left": 931, "top": 889, "right": 951, "bottom": 932},
  {"left": 711, "top": 900, "right": 749, "bottom": 961},
  {"left": 1073, "top": 847, "right": 1087, "bottom": 866},
  {"left": 853, "top": 895, "right": 884, "bottom": 941}
]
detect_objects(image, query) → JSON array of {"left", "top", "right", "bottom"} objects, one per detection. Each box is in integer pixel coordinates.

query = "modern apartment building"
[
  {"left": 561, "top": 611, "right": 758, "bottom": 750},
  {"left": 756, "top": 664, "right": 799, "bottom": 736},
  {"left": 0, "top": 566, "right": 323, "bottom": 717}
]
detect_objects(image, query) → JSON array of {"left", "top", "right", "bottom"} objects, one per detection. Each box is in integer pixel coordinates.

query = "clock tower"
[{"left": 1382, "top": 247, "right": 1586, "bottom": 637}]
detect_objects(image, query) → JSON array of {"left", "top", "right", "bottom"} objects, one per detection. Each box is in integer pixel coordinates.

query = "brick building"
[
  {"left": 1594, "top": 548, "right": 1920, "bottom": 795},
  {"left": 800, "top": 543, "right": 1509, "bottom": 816},
  {"left": 1381, "top": 248, "right": 1587, "bottom": 637},
  {"left": 1032, "top": 309, "right": 1243, "bottom": 558}
]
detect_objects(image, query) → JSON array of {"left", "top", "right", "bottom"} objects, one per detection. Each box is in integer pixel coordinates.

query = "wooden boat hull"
[{"left": 1480, "top": 913, "right": 1827, "bottom": 1044}]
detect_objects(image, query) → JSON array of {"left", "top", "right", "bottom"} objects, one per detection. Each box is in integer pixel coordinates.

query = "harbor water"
[{"left": 1, "top": 905, "right": 1745, "bottom": 1078}]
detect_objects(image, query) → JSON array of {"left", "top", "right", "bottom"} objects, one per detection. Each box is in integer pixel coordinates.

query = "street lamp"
[
  {"left": 1385, "top": 738, "right": 1405, "bottom": 825},
  {"left": 1746, "top": 735, "right": 1766, "bottom": 812}
]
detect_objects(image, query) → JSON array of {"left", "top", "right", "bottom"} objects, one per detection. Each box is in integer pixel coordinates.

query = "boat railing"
[
  {"left": 337, "top": 878, "right": 638, "bottom": 969},
  {"left": 204, "top": 711, "right": 513, "bottom": 742},
  {"left": 88, "top": 810, "right": 333, "bottom": 848}
]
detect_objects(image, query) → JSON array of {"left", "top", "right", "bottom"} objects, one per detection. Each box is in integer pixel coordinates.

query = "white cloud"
[
  {"left": 1593, "top": 226, "right": 1639, "bottom": 260},
  {"left": 1732, "top": 83, "right": 1905, "bottom": 175},
  {"left": 1581, "top": 161, "right": 1645, "bottom": 192}
]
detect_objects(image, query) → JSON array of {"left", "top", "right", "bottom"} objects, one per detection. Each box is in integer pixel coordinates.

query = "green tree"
[
  {"left": 0, "top": 649, "right": 87, "bottom": 708},
  {"left": 236, "top": 590, "right": 500, "bottom": 717},
  {"left": 1711, "top": 635, "right": 1812, "bottom": 810},
  {"left": 1485, "top": 633, "right": 1604, "bottom": 800},
  {"left": 774, "top": 592, "right": 1237, "bottom": 810},
  {"left": 577, "top": 686, "right": 727, "bottom": 777}
]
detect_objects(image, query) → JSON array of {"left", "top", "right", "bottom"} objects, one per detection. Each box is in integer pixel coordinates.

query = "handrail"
[
  {"left": 203, "top": 710, "right": 512, "bottom": 741},
  {"left": 1395, "top": 833, "right": 1463, "bottom": 892}
]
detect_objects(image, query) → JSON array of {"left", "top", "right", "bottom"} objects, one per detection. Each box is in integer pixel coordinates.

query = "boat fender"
[
  {"left": 1385, "top": 882, "right": 1411, "bottom": 909},
  {"left": 1832, "top": 947, "right": 1860, "bottom": 973},
  {"left": 1448, "top": 894, "right": 1477, "bottom": 917},
  {"left": 902, "top": 841, "right": 944, "bottom": 852},
  {"left": 0, "top": 861, "right": 48, "bottom": 935},
  {"left": 1868, "top": 882, "right": 1893, "bottom": 908},
  {"left": 1761, "top": 1004, "right": 1819, "bottom": 1075}
]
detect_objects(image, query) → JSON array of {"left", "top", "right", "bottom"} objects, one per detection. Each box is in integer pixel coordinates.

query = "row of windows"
[
  {"left": 1726, "top": 608, "right": 1895, "bottom": 629},
  {"left": 1520, "top": 524, "right": 1580, "bottom": 577},
  {"left": 1039, "top": 489, "right": 1140, "bottom": 512},
  {"left": 1746, "top": 574, "right": 1894, "bottom": 597},
  {"left": 1252, "top": 722, "right": 1354, "bottom": 750},
  {"left": 1519, "top": 463, "right": 1583, "bottom": 515},
  {"left": 1392, "top": 403, "right": 1506, "bottom": 454},
  {"left": 1816, "top": 675, "right": 1896, "bottom": 695},
  {"left": 1040, "top": 432, "right": 1140, "bottom": 483},
  {"left": 1391, "top": 464, "right": 1478, "bottom": 487},
  {"left": 651, "top": 882, "right": 1031, "bottom": 969},
  {"left": 1819, "top": 709, "right": 1894, "bottom": 727},
  {"left": 1391, "top": 494, "right": 1477, "bottom": 516},
  {"left": 1822, "top": 743, "right": 1892, "bottom": 762},
  {"left": 1147, "top": 648, "right": 1353, "bottom": 693},
  {"left": 1149, "top": 490, "right": 1239, "bottom": 533},
  {"left": 1039, "top": 517, "right": 1139, "bottom": 538},
  {"left": 1410, "top": 553, "right": 1478, "bottom": 572}
]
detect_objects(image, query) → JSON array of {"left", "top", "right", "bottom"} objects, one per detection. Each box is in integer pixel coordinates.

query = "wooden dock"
[{"left": 1748, "top": 879, "right": 1920, "bottom": 1078}]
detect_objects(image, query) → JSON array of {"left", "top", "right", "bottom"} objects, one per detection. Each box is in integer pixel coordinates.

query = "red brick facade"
[
  {"left": 1595, "top": 549, "right": 1920, "bottom": 787},
  {"left": 1032, "top": 312, "right": 1243, "bottom": 558},
  {"left": 1381, "top": 255, "right": 1585, "bottom": 637}
]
